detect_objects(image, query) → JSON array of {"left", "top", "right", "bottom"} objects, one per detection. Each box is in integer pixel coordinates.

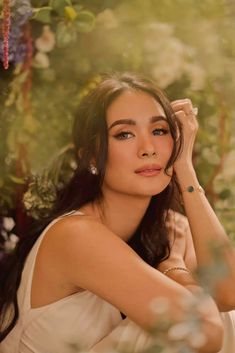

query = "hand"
[
  {"left": 157, "top": 212, "right": 198, "bottom": 288},
  {"left": 171, "top": 99, "right": 198, "bottom": 171},
  {"left": 157, "top": 211, "right": 187, "bottom": 273}
]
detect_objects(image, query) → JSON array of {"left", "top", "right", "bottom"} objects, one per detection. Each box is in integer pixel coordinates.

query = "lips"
[{"left": 135, "top": 164, "right": 162, "bottom": 173}]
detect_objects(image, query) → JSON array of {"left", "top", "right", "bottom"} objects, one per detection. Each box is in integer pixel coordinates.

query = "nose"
[{"left": 137, "top": 135, "right": 157, "bottom": 159}]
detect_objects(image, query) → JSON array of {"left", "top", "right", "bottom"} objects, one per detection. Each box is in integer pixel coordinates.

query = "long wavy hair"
[{"left": 0, "top": 72, "right": 183, "bottom": 341}]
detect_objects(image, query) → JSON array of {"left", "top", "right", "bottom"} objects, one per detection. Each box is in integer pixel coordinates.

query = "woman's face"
[{"left": 103, "top": 90, "right": 174, "bottom": 198}]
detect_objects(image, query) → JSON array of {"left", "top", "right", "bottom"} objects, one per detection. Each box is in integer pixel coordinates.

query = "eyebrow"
[{"left": 108, "top": 115, "right": 167, "bottom": 130}]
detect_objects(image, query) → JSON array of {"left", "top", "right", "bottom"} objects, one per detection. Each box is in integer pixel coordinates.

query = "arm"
[
  {"left": 171, "top": 99, "right": 235, "bottom": 311},
  {"left": 44, "top": 216, "right": 223, "bottom": 353},
  {"left": 157, "top": 211, "right": 226, "bottom": 353}
]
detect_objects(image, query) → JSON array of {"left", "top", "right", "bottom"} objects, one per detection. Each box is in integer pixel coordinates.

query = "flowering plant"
[{"left": 0, "top": 0, "right": 95, "bottom": 67}]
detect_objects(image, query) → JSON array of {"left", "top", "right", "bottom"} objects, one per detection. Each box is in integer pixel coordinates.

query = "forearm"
[
  {"left": 176, "top": 163, "right": 230, "bottom": 255},
  {"left": 161, "top": 269, "right": 223, "bottom": 353},
  {"left": 175, "top": 162, "right": 235, "bottom": 309}
]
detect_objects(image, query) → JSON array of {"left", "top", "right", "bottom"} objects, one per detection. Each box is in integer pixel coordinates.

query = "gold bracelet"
[
  {"left": 163, "top": 266, "right": 191, "bottom": 276},
  {"left": 182, "top": 185, "right": 205, "bottom": 194}
]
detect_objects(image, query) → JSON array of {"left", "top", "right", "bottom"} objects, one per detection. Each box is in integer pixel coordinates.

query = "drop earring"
[{"left": 89, "top": 164, "right": 98, "bottom": 175}]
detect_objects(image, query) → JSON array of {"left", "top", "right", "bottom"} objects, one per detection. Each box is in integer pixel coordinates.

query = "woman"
[{"left": 0, "top": 72, "right": 234, "bottom": 353}]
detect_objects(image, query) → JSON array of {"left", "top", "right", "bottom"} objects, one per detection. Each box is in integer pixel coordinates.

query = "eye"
[
  {"left": 153, "top": 128, "right": 169, "bottom": 136},
  {"left": 114, "top": 131, "right": 134, "bottom": 140}
]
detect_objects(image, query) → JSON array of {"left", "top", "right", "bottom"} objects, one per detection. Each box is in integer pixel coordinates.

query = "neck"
[{"left": 93, "top": 190, "right": 152, "bottom": 242}]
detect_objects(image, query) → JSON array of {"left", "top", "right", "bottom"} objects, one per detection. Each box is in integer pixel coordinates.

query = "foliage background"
[{"left": 0, "top": 0, "right": 234, "bottom": 242}]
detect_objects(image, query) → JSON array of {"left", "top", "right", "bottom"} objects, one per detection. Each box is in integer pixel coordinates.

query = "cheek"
[
  {"left": 107, "top": 142, "right": 132, "bottom": 167},
  {"left": 168, "top": 138, "right": 174, "bottom": 156},
  {"left": 157, "top": 136, "right": 174, "bottom": 160}
]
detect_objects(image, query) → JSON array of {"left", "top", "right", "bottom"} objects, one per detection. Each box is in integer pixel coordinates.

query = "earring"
[{"left": 89, "top": 164, "right": 98, "bottom": 175}]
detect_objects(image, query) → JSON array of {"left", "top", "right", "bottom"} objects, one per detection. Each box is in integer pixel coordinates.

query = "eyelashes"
[
  {"left": 114, "top": 131, "right": 134, "bottom": 140},
  {"left": 113, "top": 128, "right": 169, "bottom": 140},
  {"left": 152, "top": 128, "right": 169, "bottom": 136}
]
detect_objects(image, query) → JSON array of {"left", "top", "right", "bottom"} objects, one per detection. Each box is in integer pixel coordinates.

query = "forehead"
[{"left": 106, "top": 90, "right": 165, "bottom": 123}]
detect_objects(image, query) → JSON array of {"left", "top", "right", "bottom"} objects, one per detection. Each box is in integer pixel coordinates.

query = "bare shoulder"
[
  {"left": 41, "top": 213, "right": 140, "bottom": 279},
  {"left": 45, "top": 213, "right": 132, "bottom": 249}
]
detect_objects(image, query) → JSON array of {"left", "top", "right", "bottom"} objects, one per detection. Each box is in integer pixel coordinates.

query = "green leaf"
[
  {"left": 33, "top": 7, "right": 52, "bottom": 24},
  {"left": 49, "top": 0, "right": 71, "bottom": 16},
  {"left": 73, "top": 4, "right": 83, "bottom": 12},
  {"left": 75, "top": 11, "right": 96, "bottom": 33},
  {"left": 24, "top": 114, "right": 39, "bottom": 134},
  {"left": 8, "top": 175, "right": 25, "bottom": 185},
  {"left": 56, "top": 22, "right": 77, "bottom": 48},
  {"left": 219, "top": 189, "right": 231, "bottom": 200}
]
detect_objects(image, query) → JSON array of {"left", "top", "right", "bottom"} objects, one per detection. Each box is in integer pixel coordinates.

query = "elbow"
[
  {"left": 208, "top": 325, "right": 224, "bottom": 353},
  {"left": 215, "top": 288, "right": 235, "bottom": 312},
  {"left": 217, "top": 302, "right": 235, "bottom": 313}
]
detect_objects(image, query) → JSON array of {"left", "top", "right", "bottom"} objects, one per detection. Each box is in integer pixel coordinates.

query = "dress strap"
[{"left": 20, "top": 210, "right": 84, "bottom": 313}]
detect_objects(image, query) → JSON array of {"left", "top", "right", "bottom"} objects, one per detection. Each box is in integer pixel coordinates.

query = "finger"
[
  {"left": 174, "top": 110, "right": 199, "bottom": 131},
  {"left": 172, "top": 103, "right": 193, "bottom": 115},
  {"left": 173, "top": 105, "right": 198, "bottom": 119},
  {"left": 171, "top": 98, "right": 193, "bottom": 106},
  {"left": 171, "top": 99, "right": 194, "bottom": 115}
]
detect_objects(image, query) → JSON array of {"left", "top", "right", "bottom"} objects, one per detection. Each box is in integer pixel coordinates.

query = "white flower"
[
  {"left": 144, "top": 22, "right": 174, "bottom": 38},
  {"left": 150, "top": 296, "right": 170, "bottom": 315},
  {"left": 142, "top": 22, "right": 189, "bottom": 87},
  {"left": 187, "top": 330, "right": 207, "bottom": 349},
  {"left": 185, "top": 63, "right": 206, "bottom": 91},
  {"left": 202, "top": 147, "right": 220, "bottom": 165},
  {"left": 168, "top": 322, "right": 193, "bottom": 341},
  {"left": 33, "top": 52, "right": 50, "bottom": 69},
  {"left": 96, "top": 9, "right": 119, "bottom": 29},
  {"left": 1, "top": 230, "right": 8, "bottom": 240},
  {"left": 223, "top": 151, "right": 235, "bottom": 178},
  {"left": 35, "top": 25, "right": 55, "bottom": 53},
  {"left": 3, "top": 217, "right": 15, "bottom": 232},
  {"left": 4, "top": 233, "right": 19, "bottom": 252},
  {"left": 70, "top": 160, "right": 77, "bottom": 170}
]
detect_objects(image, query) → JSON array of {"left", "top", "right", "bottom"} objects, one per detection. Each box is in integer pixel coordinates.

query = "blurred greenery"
[{"left": 0, "top": 0, "right": 234, "bottom": 239}]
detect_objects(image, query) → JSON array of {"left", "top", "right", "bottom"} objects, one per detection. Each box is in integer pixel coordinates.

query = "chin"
[
  {"left": 146, "top": 187, "right": 168, "bottom": 197},
  {"left": 139, "top": 180, "right": 171, "bottom": 196},
  {"left": 131, "top": 185, "right": 169, "bottom": 198}
]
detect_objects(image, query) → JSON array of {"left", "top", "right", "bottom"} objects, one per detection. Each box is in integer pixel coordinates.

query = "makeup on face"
[
  {"left": 108, "top": 115, "right": 170, "bottom": 141},
  {"left": 108, "top": 115, "right": 168, "bottom": 131}
]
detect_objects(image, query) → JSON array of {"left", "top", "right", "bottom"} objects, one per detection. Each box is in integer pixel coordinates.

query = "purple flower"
[
  {"left": 0, "top": 0, "right": 33, "bottom": 65},
  {"left": 12, "top": 0, "right": 33, "bottom": 26}
]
